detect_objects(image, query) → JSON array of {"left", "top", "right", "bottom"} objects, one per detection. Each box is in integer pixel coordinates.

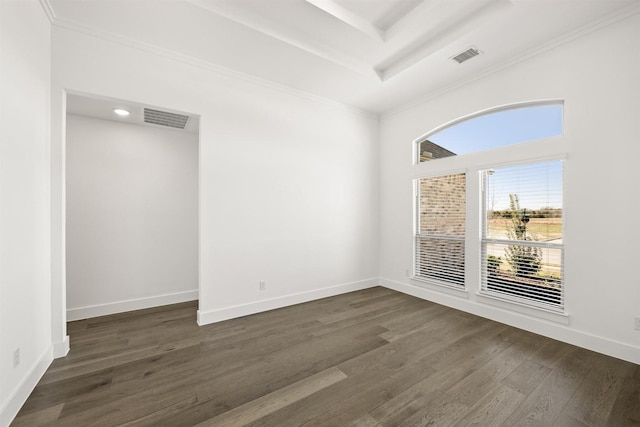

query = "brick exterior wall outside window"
[{"left": 416, "top": 173, "right": 466, "bottom": 286}]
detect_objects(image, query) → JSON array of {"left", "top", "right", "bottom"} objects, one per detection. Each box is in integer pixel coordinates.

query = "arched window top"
[{"left": 417, "top": 101, "right": 563, "bottom": 162}]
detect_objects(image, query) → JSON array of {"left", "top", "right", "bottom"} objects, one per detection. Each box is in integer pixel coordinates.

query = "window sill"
[{"left": 475, "top": 292, "right": 570, "bottom": 325}]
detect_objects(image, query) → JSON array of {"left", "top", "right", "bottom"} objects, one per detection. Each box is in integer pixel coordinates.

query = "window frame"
[{"left": 411, "top": 100, "right": 568, "bottom": 318}]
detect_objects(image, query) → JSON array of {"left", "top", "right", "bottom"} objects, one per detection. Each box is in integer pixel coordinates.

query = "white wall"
[
  {"left": 0, "top": 2, "right": 53, "bottom": 426},
  {"left": 379, "top": 12, "right": 640, "bottom": 363},
  {"left": 4, "top": 3, "right": 635, "bottom": 425},
  {"left": 51, "top": 25, "right": 380, "bottom": 330},
  {"left": 65, "top": 115, "right": 198, "bottom": 320}
]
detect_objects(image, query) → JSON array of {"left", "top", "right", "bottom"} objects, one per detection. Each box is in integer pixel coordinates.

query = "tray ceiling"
[{"left": 48, "top": 0, "right": 640, "bottom": 114}]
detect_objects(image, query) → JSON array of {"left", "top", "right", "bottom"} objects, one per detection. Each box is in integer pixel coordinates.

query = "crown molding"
[
  {"left": 48, "top": 16, "right": 380, "bottom": 121},
  {"left": 381, "top": 2, "right": 640, "bottom": 120}
]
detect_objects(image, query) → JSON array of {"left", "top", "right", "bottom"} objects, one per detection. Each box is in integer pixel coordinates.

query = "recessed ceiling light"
[{"left": 113, "top": 108, "right": 130, "bottom": 117}]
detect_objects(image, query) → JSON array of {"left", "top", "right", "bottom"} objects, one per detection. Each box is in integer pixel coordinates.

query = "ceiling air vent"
[
  {"left": 144, "top": 108, "right": 190, "bottom": 129},
  {"left": 451, "top": 47, "right": 481, "bottom": 64}
]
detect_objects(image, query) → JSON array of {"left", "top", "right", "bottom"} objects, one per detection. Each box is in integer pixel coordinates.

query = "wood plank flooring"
[{"left": 11, "top": 287, "right": 640, "bottom": 426}]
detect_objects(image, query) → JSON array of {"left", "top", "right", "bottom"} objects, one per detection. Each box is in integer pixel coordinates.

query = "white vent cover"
[
  {"left": 451, "top": 47, "right": 481, "bottom": 64},
  {"left": 144, "top": 108, "right": 190, "bottom": 129}
]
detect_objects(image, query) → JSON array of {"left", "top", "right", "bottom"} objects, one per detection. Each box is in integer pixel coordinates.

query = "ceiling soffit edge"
[
  {"left": 304, "top": 0, "right": 385, "bottom": 42},
  {"left": 184, "top": 0, "right": 381, "bottom": 81},
  {"left": 374, "top": 0, "right": 512, "bottom": 81},
  {"left": 38, "top": 1, "right": 640, "bottom": 119},
  {"left": 187, "top": 0, "right": 512, "bottom": 83},
  {"left": 38, "top": 0, "right": 57, "bottom": 23},
  {"left": 303, "top": 0, "right": 425, "bottom": 39},
  {"left": 381, "top": 1, "right": 640, "bottom": 120},
  {"left": 42, "top": 10, "right": 380, "bottom": 121}
]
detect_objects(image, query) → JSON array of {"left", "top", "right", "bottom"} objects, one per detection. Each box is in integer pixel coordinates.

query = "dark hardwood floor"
[{"left": 11, "top": 287, "right": 640, "bottom": 426}]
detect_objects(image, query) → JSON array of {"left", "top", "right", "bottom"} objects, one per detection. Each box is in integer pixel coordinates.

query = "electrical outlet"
[
  {"left": 406, "top": 269, "right": 411, "bottom": 277},
  {"left": 259, "top": 281, "right": 266, "bottom": 291},
  {"left": 635, "top": 317, "right": 640, "bottom": 331},
  {"left": 13, "top": 348, "right": 20, "bottom": 368}
]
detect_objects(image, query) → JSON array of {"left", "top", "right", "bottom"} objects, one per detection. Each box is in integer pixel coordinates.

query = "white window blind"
[
  {"left": 414, "top": 173, "right": 466, "bottom": 287},
  {"left": 481, "top": 160, "right": 564, "bottom": 310}
]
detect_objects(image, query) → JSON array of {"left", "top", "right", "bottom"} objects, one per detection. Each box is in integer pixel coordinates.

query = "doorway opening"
[{"left": 65, "top": 93, "right": 200, "bottom": 323}]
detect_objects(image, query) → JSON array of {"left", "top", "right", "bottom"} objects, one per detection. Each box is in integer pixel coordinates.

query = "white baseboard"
[
  {"left": 53, "top": 335, "right": 70, "bottom": 358},
  {"left": 0, "top": 345, "right": 53, "bottom": 427},
  {"left": 197, "top": 278, "right": 378, "bottom": 325},
  {"left": 380, "top": 277, "right": 640, "bottom": 365},
  {"left": 67, "top": 290, "right": 199, "bottom": 321}
]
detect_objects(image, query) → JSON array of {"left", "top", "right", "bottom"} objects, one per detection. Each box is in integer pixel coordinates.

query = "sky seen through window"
[{"left": 425, "top": 104, "right": 563, "bottom": 210}]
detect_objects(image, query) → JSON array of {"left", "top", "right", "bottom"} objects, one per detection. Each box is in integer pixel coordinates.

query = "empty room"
[{"left": 1, "top": 0, "right": 639, "bottom": 426}]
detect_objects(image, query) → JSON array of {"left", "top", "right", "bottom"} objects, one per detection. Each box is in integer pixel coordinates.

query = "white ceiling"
[{"left": 49, "top": 0, "right": 640, "bottom": 115}]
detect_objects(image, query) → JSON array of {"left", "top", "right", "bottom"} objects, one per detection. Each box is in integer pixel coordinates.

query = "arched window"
[
  {"left": 414, "top": 102, "right": 565, "bottom": 312},
  {"left": 417, "top": 102, "right": 563, "bottom": 162}
]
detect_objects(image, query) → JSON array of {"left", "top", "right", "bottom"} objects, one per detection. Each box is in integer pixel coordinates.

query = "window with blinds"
[
  {"left": 414, "top": 173, "right": 466, "bottom": 287},
  {"left": 480, "top": 160, "right": 564, "bottom": 310}
]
